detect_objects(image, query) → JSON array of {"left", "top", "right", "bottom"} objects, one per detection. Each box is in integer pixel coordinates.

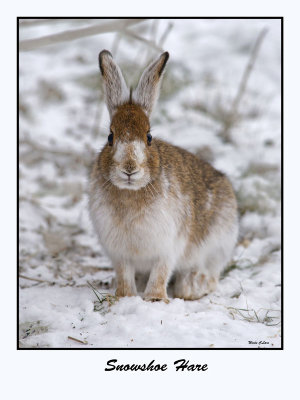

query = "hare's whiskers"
[
  {"left": 146, "top": 185, "right": 155, "bottom": 201},
  {"left": 149, "top": 182, "right": 159, "bottom": 196},
  {"left": 101, "top": 179, "right": 112, "bottom": 190}
]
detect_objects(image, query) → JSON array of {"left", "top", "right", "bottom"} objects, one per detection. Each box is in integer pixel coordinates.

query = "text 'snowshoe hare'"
[{"left": 89, "top": 50, "right": 238, "bottom": 303}]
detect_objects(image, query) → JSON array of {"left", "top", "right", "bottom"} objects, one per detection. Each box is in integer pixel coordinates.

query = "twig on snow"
[
  {"left": 19, "top": 274, "right": 54, "bottom": 284},
  {"left": 67, "top": 336, "right": 88, "bottom": 345}
]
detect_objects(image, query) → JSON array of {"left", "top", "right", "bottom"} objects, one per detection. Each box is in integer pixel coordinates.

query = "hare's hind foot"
[{"left": 173, "top": 270, "right": 218, "bottom": 300}]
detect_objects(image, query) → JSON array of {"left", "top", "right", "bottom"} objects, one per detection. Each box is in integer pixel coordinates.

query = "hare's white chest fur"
[{"left": 90, "top": 180, "right": 189, "bottom": 270}]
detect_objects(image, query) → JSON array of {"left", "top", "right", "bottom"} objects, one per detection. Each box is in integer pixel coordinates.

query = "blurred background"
[{"left": 19, "top": 19, "right": 281, "bottom": 347}]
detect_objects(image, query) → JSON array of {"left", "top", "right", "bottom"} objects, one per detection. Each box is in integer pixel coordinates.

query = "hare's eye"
[
  {"left": 108, "top": 132, "right": 114, "bottom": 146},
  {"left": 147, "top": 133, "right": 152, "bottom": 146}
]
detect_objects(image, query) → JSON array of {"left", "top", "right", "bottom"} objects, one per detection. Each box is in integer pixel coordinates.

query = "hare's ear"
[
  {"left": 99, "top": 50, "right": 130, "bottom": 117},
  {"left": 133, "top": 52, "right": 169, "bottom": 116}
]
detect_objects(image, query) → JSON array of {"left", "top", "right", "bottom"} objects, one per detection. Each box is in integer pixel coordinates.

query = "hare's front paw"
[
  {"left": 144, "top": 295, "right": 170, "bottom": 304},
  {"left": 144, "top": 264, "right": 170, "bottom": 303},
  {"left": 115, "top": 286, "right": 137, "bottom": 298},
  {"left": 115, "top": 264, "right": 137, "bottom": 298},
  {"left": 144, "top": 288, "right": 170, "bottom": 304}
]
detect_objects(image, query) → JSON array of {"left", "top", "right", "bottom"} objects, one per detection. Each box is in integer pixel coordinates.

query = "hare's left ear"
[
  {"left": 133, "top": 52, "right": 169, "bottom": 116},
  {"left": 99, "top": 50, "right": 130, "bottom": 117}
]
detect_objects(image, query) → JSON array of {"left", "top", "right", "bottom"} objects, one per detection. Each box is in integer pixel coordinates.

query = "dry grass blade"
[
  {"left": 158, "top": 22, "right": 174, "bottom": 47},
  {"left": 19, "top": 137, "right": 93, "bottom": 168},
  {"left": 87, "top": 281, "right": 103, "bottom": 302},
  {"left": 210, "top": 300, "right": 281, "bottom": 327},
  {"left": 19, "top": 19, "right": 61, "bottom": 27},
  {"left": 231, "top": 28, "right": 268, "bottom": 115},
  {"left": 123, "top": 29, "right": 164, "bottom": 52},
  {"left": 19, "top": 18, "right": 100, "bottom": 27},
  {"left": 227, "top": 306, "right": 281, "bottom": 326},
  {"left": 87, "top": 281, "right": 118, "bottom": 313},
  {"left": 19, "top": 274, "right": 54, "bottom": 284},
  {"left": 19, "top": 19, "right": 147, "bottom": 51},
  {"left": 219, "top": 27, "right": 268, "bottom": 142},
  {"left": 67, "top": 336, "right": 88, "bottom": 344}
]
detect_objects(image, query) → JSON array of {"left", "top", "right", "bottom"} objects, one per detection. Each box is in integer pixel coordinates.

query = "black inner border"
[{"left": 17, "top": 16, "right": 283, "bottom": 351}]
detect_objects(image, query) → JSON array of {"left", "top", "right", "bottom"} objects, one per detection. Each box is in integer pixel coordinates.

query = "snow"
[{"left": 19, "top": 18, "right": 281, "bottom": 348}]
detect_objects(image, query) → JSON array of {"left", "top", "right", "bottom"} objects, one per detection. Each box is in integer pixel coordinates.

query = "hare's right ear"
[{"left": 99, "top": 50, "right": 129, "bottom": 118}]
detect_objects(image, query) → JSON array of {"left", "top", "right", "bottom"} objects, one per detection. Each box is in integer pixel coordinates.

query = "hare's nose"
[
  {"left": 122, "top": 170, "right": 138, "bottom": 177},
  {"left": 122, "top": 160, "right": 138, "bottom": 175}
]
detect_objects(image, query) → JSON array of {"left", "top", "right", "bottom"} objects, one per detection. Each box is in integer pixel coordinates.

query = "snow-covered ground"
[{"left": 19, "top": 18, "right": 281, "bottom": 348}]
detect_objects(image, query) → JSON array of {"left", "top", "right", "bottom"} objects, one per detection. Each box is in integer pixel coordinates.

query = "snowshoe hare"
[{"left": 89, "top": 50, "right": 238, "bottom": 302}]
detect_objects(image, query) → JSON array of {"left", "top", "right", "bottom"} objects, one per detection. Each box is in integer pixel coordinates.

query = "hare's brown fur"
[
  {"left": 89, "top": 50, "right": 238, "bottom": 301},
  {"left": 92, "top": 129, "right": 236, "bottom": 246}
]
